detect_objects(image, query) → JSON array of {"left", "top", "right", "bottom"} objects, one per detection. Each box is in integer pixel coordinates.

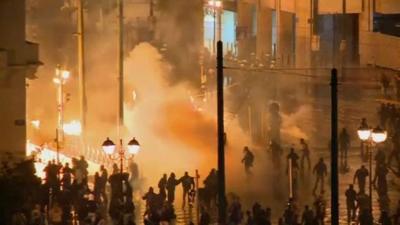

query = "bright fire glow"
[
  {"left": 63, "top": 120, "right": 82, "bottom": 136},
  {"left": 26, "top": 141, "right": 99, "bottom": 179}
]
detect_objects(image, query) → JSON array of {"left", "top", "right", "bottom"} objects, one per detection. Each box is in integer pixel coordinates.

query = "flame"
[
  {"left": 63, "top": 120, "right": 82, "bottom": 136},
  {"left": 26, "top": 141, "right": 99, "bottom": 179}
]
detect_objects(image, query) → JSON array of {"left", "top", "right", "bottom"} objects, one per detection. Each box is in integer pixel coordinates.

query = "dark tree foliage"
[{"left": 0, "top": 156, "right": 42, "bottom": 224}]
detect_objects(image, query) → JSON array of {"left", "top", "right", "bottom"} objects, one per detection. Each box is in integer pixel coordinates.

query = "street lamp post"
[
  {"left": 53, "top": 65, "right": 70, "bottom": 163},
  {"left": 102, "top": 137, "right": 140, "bottom": 174},
  {"left": 208, "top": 0, "right": 222, "bottom": 54},
  {"left": 357, "top": 125, "right": 387, "bottom": 220}
]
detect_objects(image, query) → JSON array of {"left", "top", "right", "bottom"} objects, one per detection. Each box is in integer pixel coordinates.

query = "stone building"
[
  {"left": 0, "top": 0, "right": 40, "bottom": 159},
  {"left": 210, "top": 0, "right": 400, "bottom": 70}
]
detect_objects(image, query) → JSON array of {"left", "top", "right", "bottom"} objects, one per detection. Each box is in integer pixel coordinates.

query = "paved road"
[{"left": 295, "top": 150, "right": 400, "bottom": 225}]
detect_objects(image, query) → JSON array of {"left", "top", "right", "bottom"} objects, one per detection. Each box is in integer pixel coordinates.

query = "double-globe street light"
[
  {"left": 357, "top": 125, "right": 387, "bottom": 220},
  {"left": 102, "top": 137, "right": 140, "bottom": 174}
]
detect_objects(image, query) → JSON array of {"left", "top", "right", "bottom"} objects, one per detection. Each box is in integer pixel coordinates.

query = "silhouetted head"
[
  {"left": 361, "top": 165, "right": 365, "bottom": 169},
  {"left": 65, "top": 162, "right": 69, "bottom": 167},
  {"left": 100, "top": 165, "right": 104, "bottom": 170},
  {"left": 349, "top": 184, "right": 354, "bottom": 189},
  {"left": 305, "top": 205, "right": 309, "bottom": 210},
  {"left": 170, "top": 172, "right": 175, "bottom": 178},
  {"left": 300, "top": 138, "right": 305, "bottom": 143},
  {"left": 244, "top": 146, "right": 249, "bottom": 152},
  {"left": 185, "top": 171, "right": 189, "bottom": 176},
  {"left": 80, "top": 155, "right": 85, "bottom": 160},
  {"left": 319, "top": 157, "right": 324, "bottom": 162},
  {"left": 163, "top": 173, "right": 167, "bottom": 178},
  {"left": 149, "top": 187, "right": 154, "bottom": 193}
]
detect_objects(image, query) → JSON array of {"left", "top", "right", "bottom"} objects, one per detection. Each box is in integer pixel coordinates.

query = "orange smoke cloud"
[{"left": 158, "top": 100, "right": 217, "bottom": 152}]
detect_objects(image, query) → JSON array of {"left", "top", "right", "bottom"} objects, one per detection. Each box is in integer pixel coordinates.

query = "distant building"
[
  {"left": 0, "top": 0, "right": 40, "bottom": 159},
  {"left": 204, "top": 0, "right": 400, "bottom": 71}
]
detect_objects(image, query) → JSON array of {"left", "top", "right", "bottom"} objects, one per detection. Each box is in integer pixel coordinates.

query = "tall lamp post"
[
  {"left": 207, "top": 0, "right": 222, "bottom": 54},
  {"left": 357, "top": 125, "right": 387, "bottom": 220},
  {"left": 53, "top": 65, "right": 70, "bottom": 163},
  {"left": 102, "top": 137, "right": 140, "bottom": 174}
]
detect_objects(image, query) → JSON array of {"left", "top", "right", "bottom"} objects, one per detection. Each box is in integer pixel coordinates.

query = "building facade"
[
  {"left": 208, "top": 0, "right": 400, "bottom": 71},
  {"left": 0, "top": 0, "right": 40, "bottom": 159}
]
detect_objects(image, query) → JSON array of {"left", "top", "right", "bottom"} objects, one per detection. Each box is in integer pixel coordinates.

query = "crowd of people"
[
  {"left": 19, "top": 156, "right": 138, "bottom": 225},
  {"left": 141, "top": 171, "right": 196, "bottom": 225},
  {"left": 8, "top": 112, "right": 400, "bottom": 225}
]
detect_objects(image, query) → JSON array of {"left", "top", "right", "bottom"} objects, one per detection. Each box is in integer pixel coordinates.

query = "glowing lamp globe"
[
  {"left": 127, "top": 138, "right": 140, "bottom": 155},
  {"left": 371, "top": 126, "right": 387, "bottom": 143},
  {"left": 102, "top": 138, "right": 116, "bottom": 155},
  {"left": 61, "top": 70, "right": 70, "bottom": 80},
  {"left": 357, "top": 127, "right": 371, "bottom": 141}
]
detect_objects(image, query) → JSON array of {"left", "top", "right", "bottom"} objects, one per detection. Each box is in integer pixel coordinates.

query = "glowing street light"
[
  {"left": 371, "top": 126, "right": 387, "bottom": 143},
  {"left": 356, "top": 124, "right": 387, "bottom": 221},
  {"left": 31, "top": 120, "right": 40, "bottom": 129},
  {"left": 102, "top": 138, "right": 116, "bottom": 155},
  {"left": 207, "top": 0, "right": 223, "bottom": 54},
  {"left": 357, "top": 126, "right": 371, "bottom": 141},
  {"left": 127, "top": 137, "right": 140, "bottom": 155},
  {"left": 54, "top": 65, "right": 70, "bottom": 163},
  {"left": 101, "top": 137, "right": 140, "bottom": 173}
]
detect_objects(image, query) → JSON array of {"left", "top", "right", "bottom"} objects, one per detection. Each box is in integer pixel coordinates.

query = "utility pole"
[
  {"left": 77, "top": 0, "right": 87, "bottom": 143},
  {"left": 217, "top": 40, "right": 226, "bottom": 224},
  {"left": 331, "top": 68, "right": 339, "bottom": 225},
  {"left": 118, "top": 0, "right": 125, "bottom": 134}
]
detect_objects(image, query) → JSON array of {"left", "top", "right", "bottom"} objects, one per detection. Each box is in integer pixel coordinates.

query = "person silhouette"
[
  {"left": 242, "top": 146, "right": 255, "bottom": 175},
  {"left": 166, "top": 173, "right": 180, "bottom": 204},
  {"left": 313, "top": 158, "right": 327, "bottom": 194}
]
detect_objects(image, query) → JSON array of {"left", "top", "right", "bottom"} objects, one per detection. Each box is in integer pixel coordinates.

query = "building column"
[
  {"left": 236, "top": 1, "right": 254, "bottom": 58},
  {"left": 256, "top": 3, "right": 272, "bottom": 59},
  {"left": 295, "top": 0, "right": 312, "bottom": 68},
  {"left": 277, "top": 10, "right": 295, "bottom": 66}
]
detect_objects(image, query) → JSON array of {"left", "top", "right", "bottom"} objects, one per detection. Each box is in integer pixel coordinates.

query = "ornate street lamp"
[
  {"left": 54, "top": 65, "right": 70, "bottom": 163},
  {"left": 206, "top": 0, "right": 223, "bottom": 54},
  {"left": 102, "top": 137, "right": 140, "bottom": 174},
  {"left": 357, "top": 125, "right": 387, "bottom": 222}
]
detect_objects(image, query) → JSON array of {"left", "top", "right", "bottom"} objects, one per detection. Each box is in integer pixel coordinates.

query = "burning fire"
[{"left": 26, "top": 140, "right": 99, "bottom": 179}]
